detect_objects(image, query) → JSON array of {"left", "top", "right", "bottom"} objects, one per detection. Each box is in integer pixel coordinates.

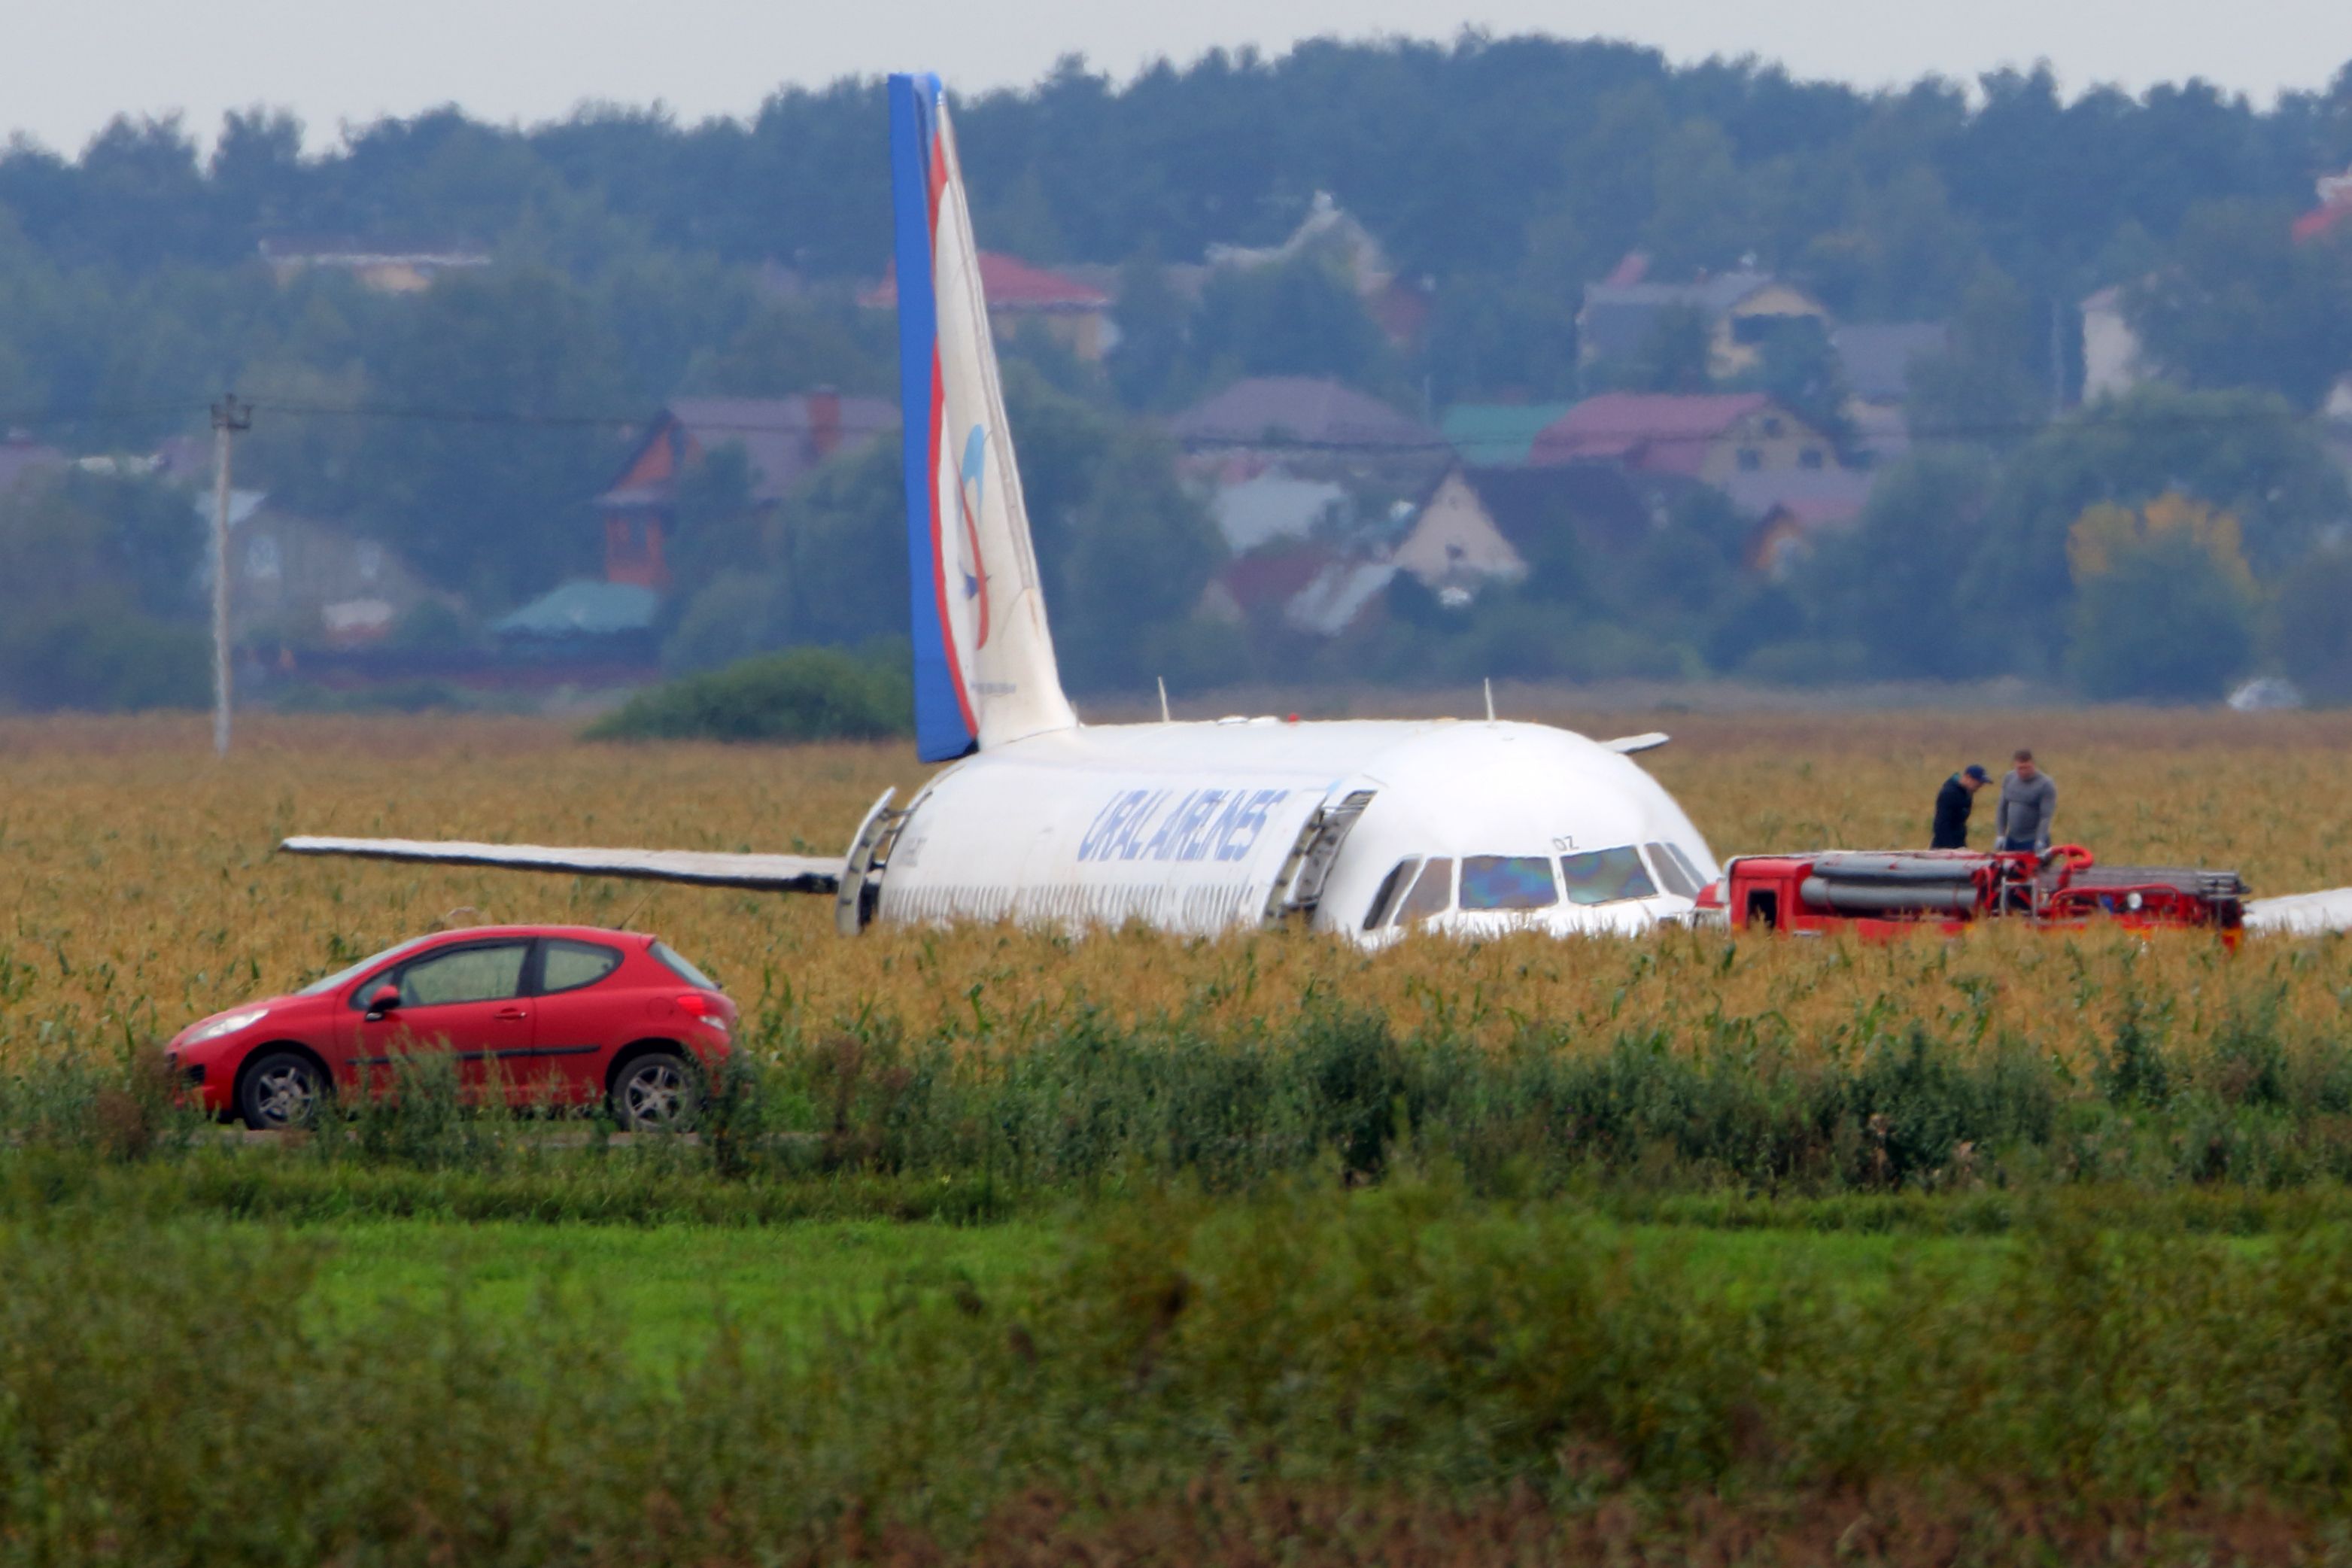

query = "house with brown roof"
[
  {"left": 1725, "top": 469, "right": 1877, "bottom": 576},
  {"left": 862, "top": 251, "right": 1116, "bottom": 360},
  {"left": 1199, "top": 539, "right": 1397, "bottom": 639},
  {"left": 1529, "top": 393, "right": 1838, "bottom": 485},
  {"left": 1393, "top": 463, "right": 1685, "bottom": 600},
  {"left": 1578, "top": 257, "right": 1832, "bottom": 379},
  {"left": 1165, "top": 376, "right": 1445, "bottom": 497},
  {"left": 594, "top": 393, "right": 895, "bottom": 588}
]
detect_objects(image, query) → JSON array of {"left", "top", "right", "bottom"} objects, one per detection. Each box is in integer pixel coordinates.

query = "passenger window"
[
  {"left": 1460, "top": 855, "right": 1560, "bottom": 911},
  {"left": 1643, "top": 842, "right": 1702, "bottom": 898},
  {"left": 1392, "top": 857, "right": 1454, "bottom": 925},
  {"left": 540, "top": 940, "right": 621, "bottom": 995},
  {"left": 397, "top": 943, "right": 529, "bottom": 1007},
  {"left": 1364, "top": 858, "right": 1421, "bottom": 931},
  {"left": 1560, "top": 847, "right": 1658, "bottom": 906}
]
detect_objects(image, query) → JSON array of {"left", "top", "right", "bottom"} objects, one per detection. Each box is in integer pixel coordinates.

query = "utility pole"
[
  {"left": 209, "top": 393, "right": 251, "bottom": 757},
  {"left": 2049, "top": 298, "right": 2067, "bottom": 416}
]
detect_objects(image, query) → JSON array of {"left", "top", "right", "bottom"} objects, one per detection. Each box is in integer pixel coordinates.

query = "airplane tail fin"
[{"left": 889, "top": 73, "right": 1077, "bottom": 761}]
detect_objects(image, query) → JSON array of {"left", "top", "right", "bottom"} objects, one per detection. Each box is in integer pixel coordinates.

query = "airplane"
[
  {"left": 281, "top": 71, "right": 1721, "bottom": 946},
  {"left": 280, "top": 74, "right": 2352, "bottom": 944}
]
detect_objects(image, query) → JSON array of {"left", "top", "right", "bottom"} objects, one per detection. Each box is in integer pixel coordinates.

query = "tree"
[
  {"left": 2126, "top": 200, "right": 2352, "bottom": 409},
  {"left": 1793, "top": 448, "right": 1998, "bottom": 680},
  {"left": 0, "top": 473, "right": 205, "bottom": 710},
  {"left": 1904, "top": 266, "right": 2049, "bottom": 445},
  {"left": 342, "top": 267, "right": 631, "bottom": 603},
  {"left": 1190, "top": 254, "right": 1396, "bottom": 392},
  {"left": 2272, "top": 548, "right": 2352, "bottom": 703},
  {"left": 1105, "top": 250, "right": 1195, "bottom": 410},
  {"left": 996, "top": 366, "right": 1223, "bottom": 689},
  {"left": 1619, "top": 303, "right": 1712, "bottom": 393},
  {"left": 1734, "top": 315, "right": 1850, "bottom": 446},
  {"left": 1956, "top": 385, "right": 2347, "bottom": 670},
  {"left": 2067, "top": 530, "right": 2256, "bottom": 701}
]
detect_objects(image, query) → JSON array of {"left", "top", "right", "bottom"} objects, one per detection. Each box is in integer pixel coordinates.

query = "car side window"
[
  {"left": 397, "top": 943, "right": 530, "bottom": 1007},
  {"left": 540, "top": 940, "right": 622, "bottom": 995}
]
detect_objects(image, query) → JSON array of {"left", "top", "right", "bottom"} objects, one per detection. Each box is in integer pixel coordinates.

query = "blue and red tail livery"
[{"left": 889, "top": 73, "right": 1074, "bottom": 761}]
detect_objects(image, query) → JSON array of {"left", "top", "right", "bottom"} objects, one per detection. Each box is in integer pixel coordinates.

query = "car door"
[
  {"left": 344, "top": 938, "right": 536, "bottom": 1099},
  {"left": 521, "top": 937, "right": 629, "bottom": 1107}
]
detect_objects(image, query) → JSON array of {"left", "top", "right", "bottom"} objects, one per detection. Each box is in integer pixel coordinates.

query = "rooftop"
[
  {"left": 494, "top": 580, "right": 661, "bottom": 638},
  {"left": 1530, "top": 393, "right": 1779, "bottom": 474},
  {"left": 1439, "top": 403, "right": 1577, "bottom": 467},
  {"left": 1168, "top": 377, "right": 1440, "bottom": 454},
  {"left": 598, "top": 394, "right": 896, "bottom": 508}
]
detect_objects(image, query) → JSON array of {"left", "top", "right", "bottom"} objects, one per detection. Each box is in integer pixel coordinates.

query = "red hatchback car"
[{"left": 166, "top": 925, "right": 737, "bottom": 1132}]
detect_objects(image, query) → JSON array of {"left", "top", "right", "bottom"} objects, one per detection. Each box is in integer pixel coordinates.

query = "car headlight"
[{"left": 184, "top": 1007, "right": 269, "bottom": 1045}]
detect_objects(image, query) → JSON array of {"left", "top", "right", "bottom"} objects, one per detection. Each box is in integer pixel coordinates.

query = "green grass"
[
  {"left": 299, "top": 1216, "right": 1051, "bottom": 1367},
  {"left": 282, "top": 1208, "right": 2015, "bottom": 1371}
]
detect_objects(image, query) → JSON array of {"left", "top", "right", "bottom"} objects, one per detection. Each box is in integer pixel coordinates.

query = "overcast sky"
[{"left": 7, "top": 0, "right": 2351, "bottom": 156}]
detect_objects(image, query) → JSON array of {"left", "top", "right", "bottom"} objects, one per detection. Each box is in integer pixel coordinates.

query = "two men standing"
[{"left": 1930, "top": 750, "right": 2057, "bottom": 852}]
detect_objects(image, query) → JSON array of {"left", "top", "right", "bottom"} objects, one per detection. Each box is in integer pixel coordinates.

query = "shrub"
[{"left": 584, "top": 644, "right": 913, "bottom": 743}]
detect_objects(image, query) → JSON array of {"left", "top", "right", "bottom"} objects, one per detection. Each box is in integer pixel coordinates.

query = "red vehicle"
[
  {"left": 1694, "top": 846, "right": 2247, "bottom": 943},
  {"left": 165, "top": 925, "right": 737, "bottom": 1131}
]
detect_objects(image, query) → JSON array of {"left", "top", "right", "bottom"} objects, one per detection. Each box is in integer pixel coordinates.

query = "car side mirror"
[{"left": 366, "top": 984, "right": 400, "bottom": 1017}]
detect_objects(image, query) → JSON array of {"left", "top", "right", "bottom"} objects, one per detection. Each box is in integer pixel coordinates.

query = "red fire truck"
[{"left": 1692, "top": 846, "right": 2247, "bottom": 942}]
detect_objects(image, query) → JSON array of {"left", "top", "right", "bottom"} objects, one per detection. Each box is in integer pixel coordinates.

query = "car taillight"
[{"left": 678, "top": 992, "right": 725, "bottom": 1021}]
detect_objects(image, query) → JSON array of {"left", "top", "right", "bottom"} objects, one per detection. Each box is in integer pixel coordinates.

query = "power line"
[{"left": 0, "top": 394, "right": 2343, "bottom": 455}]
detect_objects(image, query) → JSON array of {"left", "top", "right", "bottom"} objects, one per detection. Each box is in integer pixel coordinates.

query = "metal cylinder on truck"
[
  {"left": 1804, "top": 854, "right": 1981, "bottom": 886},
  {"left": 1798, "top": 877, "right": 1979, "bottom": 915}
]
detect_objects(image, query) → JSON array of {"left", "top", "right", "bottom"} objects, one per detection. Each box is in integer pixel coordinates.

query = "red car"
[{"left": 166, "top": 925, "right": 737, "bottom": 1132}]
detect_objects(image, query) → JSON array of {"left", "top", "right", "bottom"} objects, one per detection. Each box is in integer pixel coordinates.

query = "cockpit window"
[
  {"left": 1560, "top": 846, "right": 1658, "bottom": 906},
  {"left": 1392, "top": 857, "right": 1454, "bottom": 925},
  {"left": 1460, "top": 855, "right": 1560, "bottom": 911},
  {"left": 1643, "top": 842, "right": 1703, "bottom": 898},
  {"left": 1364, "top": 858, "right": 1421, "bottom": 931}
]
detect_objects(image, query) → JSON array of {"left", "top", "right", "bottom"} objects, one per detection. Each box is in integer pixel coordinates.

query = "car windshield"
[
  {"left": 1460, "top": 855, "right": 1560, "bottom": 911},
  {"left": 651, "top": 940, "right": 719, "bottom": 990},
  {"left": 1560, "top": 846, "right": 1658, "bottom": 906},
  {"left": 296, "top": 934, "right": 439, "bottom": 996}
]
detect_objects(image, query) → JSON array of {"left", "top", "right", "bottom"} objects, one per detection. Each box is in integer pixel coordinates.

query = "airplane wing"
[
  {"left": 1602, "top": 732, "right": 1671, "bottom": 755},
  {"left": 278, "top": 836, "right": 841, "bottom": 895},
  {"left": 2244, "top": 887, "right": 2352, "bottom": 936}
]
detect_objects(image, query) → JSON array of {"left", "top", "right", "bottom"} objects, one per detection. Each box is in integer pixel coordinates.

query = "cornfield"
[{"left": 5, "top": 705, "right": 2351, "bottom": 1074}]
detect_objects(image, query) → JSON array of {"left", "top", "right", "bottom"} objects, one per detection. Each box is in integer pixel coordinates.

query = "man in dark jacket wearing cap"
[{"left": 1931, "top": 765, "right": 1989, "bottom": 849}]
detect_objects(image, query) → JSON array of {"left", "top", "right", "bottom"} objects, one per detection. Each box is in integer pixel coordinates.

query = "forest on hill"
[{"left": 3, "top": 36, "right": 2352, "bottom": 707}]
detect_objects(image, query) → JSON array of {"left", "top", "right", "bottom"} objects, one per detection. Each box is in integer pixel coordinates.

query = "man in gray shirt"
[{"left": 1995, "top": 749, "right": 2058, "bottom": 852}]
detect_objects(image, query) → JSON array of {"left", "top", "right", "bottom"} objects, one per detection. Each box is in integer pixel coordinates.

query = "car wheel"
[
  {"left": 239, "top": 1050, "right": 329, "bottom": 1131},
  {"left": 612, "top": 1050, "right": 700, "bottom": 1132}
]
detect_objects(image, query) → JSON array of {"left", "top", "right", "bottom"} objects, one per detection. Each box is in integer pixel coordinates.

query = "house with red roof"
[
  {"left": 862, "top": 251, "right": 1116, "bottom": 361},
  {"left": 593, "top": 393, "right": 895, "bottom": 588},
  {"left": 1529, "top": 393, "right": 1840, "bottom": 485},
  {"left": 2293, "top": 165, "right": 2352, "bottom": 245}
]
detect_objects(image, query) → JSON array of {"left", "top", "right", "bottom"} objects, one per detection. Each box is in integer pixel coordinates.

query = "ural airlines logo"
[
  {"left": 1077, "top": 788, "right": 1290, "bottom": 864},
  {"left": 956, "top": 425, "right": 992, "bottom": 649}
]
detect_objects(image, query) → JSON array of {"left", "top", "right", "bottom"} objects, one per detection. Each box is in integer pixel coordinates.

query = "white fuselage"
[{"left": 872, "top": 716, "right": 1718, "bottom": 944}]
